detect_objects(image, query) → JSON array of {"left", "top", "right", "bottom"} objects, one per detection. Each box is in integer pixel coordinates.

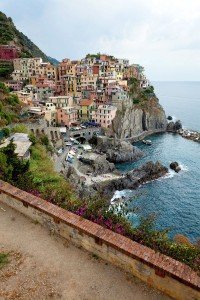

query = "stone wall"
[{"left": 0, "top": 180, "right": 199, "bottom": 300}]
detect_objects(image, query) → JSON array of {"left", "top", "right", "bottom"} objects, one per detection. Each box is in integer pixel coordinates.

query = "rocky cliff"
[{"left": 112, "top": 83, "right": 167, "bottom": 140}]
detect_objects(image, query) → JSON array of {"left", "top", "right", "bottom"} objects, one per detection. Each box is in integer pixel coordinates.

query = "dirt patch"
[{"left": 0, "top": 249, "right": 61, "bottom": 300}]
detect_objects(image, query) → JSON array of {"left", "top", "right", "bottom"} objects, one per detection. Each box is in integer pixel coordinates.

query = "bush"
[
  {"left": 0, "top": 253, "right": 9, "bottom": 269},
  {"left": 0, "top": 82, "right": 9, "bottom": 93},
  {"left": 133, "top": 99, "right": 140, "bottom": 104},
  {"left": 7, "top": 94, "right": 20, "bottom": 106},
  {"left": 1, "top": 127, "right": 10, "bottom": 137},
  {"left": 11, "top": 124, "right": 29, "bottom": 134}
]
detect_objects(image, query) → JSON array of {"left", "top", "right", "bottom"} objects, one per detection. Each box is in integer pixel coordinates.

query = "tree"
[
  {"left": 0, "top": 140, "right": 29, "bottom": 183},
  {"left": 2, "top": 127, "right": 10, "bottom": 137}
]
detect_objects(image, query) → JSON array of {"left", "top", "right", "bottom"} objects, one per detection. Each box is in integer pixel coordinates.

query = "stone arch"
[
  {"left": 36, "top": 129, "right": 40, "bottom": 136},
  {"left": 77, "top": 137, "right": 86, "bottom": 144},
  {"left": 55, "top": 131, "right": 59, "bottom": 140},
  {"left": 50, "top": 130, "right": 54, "bottom": 140}
]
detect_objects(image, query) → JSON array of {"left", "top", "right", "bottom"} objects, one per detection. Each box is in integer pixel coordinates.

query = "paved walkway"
[{"left": 0, "top": 202, "right": 171, "bottom": 300}]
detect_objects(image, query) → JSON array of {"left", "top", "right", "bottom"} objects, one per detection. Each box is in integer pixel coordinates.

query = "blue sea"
[{"left": 116, "top": 82, "right": 200, "bottom": 242}]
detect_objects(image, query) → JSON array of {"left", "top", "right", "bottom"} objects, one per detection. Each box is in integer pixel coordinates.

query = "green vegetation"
[
  {"left": 29, "top": 143, "right": 74, "bottom": 204},
  {"left": 132, "top": 98, "right": 140, "bottom": 104},
  {"left": 0, "top": 12, "right": 50, "bottom": 62},
  {"left": 0, "top": 139, "right": 29, "bottom": 184},
  {"left": 0, "top": 62, "right": 14, "bottom": 78},
  {"left": 0, "top": 82, "right": 21, "bottom": 127},
  {"left": 86, "top": 53, "right": 100, "bottom": 59},
  {"left": 0, "top": 253, "right": 9, "bottom": 269},
  {"left": 11, "top": 124, "right": 29, "bottom": 134}
]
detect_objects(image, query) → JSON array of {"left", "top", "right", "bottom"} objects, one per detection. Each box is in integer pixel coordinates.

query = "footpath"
[{"left": 0, "top": 202, "right": 170, "bottom": 300}]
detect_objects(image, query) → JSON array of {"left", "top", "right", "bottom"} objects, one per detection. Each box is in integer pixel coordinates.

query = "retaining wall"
[{"left": 0, "top": 180, "right": 199, "bottom": 300}]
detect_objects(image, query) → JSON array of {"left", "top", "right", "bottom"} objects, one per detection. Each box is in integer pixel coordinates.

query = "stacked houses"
[{"left": 6, "top": 54, "right": 149, "bottom": 128}]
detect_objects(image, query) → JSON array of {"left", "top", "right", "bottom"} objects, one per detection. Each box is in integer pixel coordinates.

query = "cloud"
[{"left": 0, "top": 0, "right": 200, "bottom": 80}]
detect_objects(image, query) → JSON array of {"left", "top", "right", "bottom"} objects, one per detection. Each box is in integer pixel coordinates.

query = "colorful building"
[
  {"left": 92, "top": 105, "right": 117, "bottom": 128},
  {"left": 57, "top": 107, "right": 78, "bottom": 127},
  {"left": 78, "top": 99, "right": 94, "bottom": 120}
]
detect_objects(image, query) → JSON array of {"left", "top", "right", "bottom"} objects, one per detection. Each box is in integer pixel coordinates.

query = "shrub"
[
  {"left": 2, "top": 127, "right": 10, "bottom": 137},
  {"left": 133, "top": 99, "right": 140, "bottom": 104},
  {"left": 11, "top": 124, "right": 29, "bottom": 134},
  {"left": 0, "top": 253, "right": 9, "bottom": 269}
]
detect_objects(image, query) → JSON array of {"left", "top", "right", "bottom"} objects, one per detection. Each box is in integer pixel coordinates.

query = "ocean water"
[
  {"left": 116, "top": 82, "right": 200, "bottom": 242},
  {"left": 153, "top": 81, "right": 200, "bottom": 131}
]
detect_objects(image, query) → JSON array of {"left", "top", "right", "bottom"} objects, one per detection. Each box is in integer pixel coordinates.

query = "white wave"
[
  {"left": 157, "top": 163, "right": 189, "bottom": 182},
  {"left": 179, "top": 163, "right": 189, "bottom": 172},
  {"left": 172, "top": 116, "right": 177, "bottom": 122}
]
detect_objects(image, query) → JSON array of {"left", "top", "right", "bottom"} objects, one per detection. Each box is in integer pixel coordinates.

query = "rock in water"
[
  {"left": 174, "top": 120, "right": 182, "bottom": 131},
  {"left": 167, "top": 120, "right": 182, "bottom": 132},
  {"left": 170, "top": 162, "right": 181, "bottom": 173},
  {"left": 96, "top": 136, "right": 144, "bottom": 163}
]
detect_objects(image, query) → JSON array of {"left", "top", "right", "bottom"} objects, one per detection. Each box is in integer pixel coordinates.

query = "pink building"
[
  {"left": 5, "top": 80, "right": 23, "bottom": 91},
  {"left": 92, "top": 105, "right": 117, "bottom": 128},
  {"left": 57, "top": 107, "right": 78, "bottom": 127},
  {"left": 0, "top": 45, "right": 20, "bottom": 60}
]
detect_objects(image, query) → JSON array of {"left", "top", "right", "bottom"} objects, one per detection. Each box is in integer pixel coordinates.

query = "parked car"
[
  {"left": 67, "top": 157, "right": 73, "bottom": 163},
  {"left": 73, "top": 140, "right": 80, "bottom": 145},
  {"left": 65, "top": 142, "right": 72, "bottom": 147},
  {"left": 57, "top": 148, "right": 63, "bottom": 155}
]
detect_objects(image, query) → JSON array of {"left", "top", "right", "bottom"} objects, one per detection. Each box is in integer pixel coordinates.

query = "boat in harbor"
[{"left": 142, "top": 139, "right": 152, "bottom": 145}]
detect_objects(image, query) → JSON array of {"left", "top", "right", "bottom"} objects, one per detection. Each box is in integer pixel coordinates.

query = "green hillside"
[
  {"left": 0, "top": 82, "right": 21, "bottom": 127},
  {"left": 0, "top": 11, "right": 57, "bottom": 64}
]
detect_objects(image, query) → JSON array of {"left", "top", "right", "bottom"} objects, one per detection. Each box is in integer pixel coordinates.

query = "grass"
[
  {"left": 29, "top": 143, "right": 75, "bottom": 205},
  {"left": 0, "top": 253, "right": 9, "bottom": 269}
]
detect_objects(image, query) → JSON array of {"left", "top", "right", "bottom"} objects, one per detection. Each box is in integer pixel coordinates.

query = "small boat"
[{"left": 142, "top": 139, "right": 152, "bottom": 145}]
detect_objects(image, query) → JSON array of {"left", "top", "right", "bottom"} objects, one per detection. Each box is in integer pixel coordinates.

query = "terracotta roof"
[{"left": 80, "top": 99, "right": 93, "bottom": 106}]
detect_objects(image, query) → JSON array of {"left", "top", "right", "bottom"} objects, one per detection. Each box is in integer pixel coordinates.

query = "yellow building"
[{"left": 79, "top": 99, "right": 94, "bottom": 120}]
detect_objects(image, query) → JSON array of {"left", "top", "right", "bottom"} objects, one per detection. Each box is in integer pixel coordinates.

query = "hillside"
[
  {"left": 0, "top": 11, "right": 57, "bottom": 64},
  {"left": 0, "top": 82, "right": 22, "bottom": 127}
]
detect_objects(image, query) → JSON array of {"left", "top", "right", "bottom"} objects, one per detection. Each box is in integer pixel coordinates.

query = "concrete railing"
[{"left": 0, "top": 180, "right": 199, "bottom": 300}]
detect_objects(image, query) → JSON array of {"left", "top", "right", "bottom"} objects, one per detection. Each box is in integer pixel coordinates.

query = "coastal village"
[
  {"left": 0, "top": 9, "right": 200, "bottom": 300},
  {"left": 1, "top": 47, "right": 149, "bottom": 129}
]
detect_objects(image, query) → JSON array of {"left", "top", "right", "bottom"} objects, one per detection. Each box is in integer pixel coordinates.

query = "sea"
[{"left": 115, "top": 82, "right": 200, "bottom": 242}]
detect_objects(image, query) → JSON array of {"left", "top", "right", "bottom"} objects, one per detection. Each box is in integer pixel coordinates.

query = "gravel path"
[{"left": 0, "top": 202, "right": 171, "bottom": 300}]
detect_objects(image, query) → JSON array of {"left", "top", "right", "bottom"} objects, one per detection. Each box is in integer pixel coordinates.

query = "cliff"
[
  {"left": 0, "top": 11, "right": 57, "bottom": 65},
  {"left": 112, "top": 81, "right": 167, "bottom": 139}
]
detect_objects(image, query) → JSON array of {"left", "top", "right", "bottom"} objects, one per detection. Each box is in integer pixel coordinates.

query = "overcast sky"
[{"left": 1, "top": 0, "right": 200, "bottom": 81}]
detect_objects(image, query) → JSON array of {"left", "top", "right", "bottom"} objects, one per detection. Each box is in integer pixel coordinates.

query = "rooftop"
[
  {"left": 0, "top": 133, "right": 32, "bottom": 158},
  {"left": 79, "top": 99, "right": 93, "bottom": 106}
]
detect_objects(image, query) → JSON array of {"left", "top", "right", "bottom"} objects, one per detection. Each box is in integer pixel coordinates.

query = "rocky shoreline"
[
  {"left": 167, "top": 120, "right": 200, "bottom": 143},
  {"left": 63, "top": 144, "right": 168, "bottom": 200},
  {"left": 177, "top": 129, "right": 200, "bottom": 143},
  {"left": 90, "top": 161, "right": 168, "bottom": 198}
]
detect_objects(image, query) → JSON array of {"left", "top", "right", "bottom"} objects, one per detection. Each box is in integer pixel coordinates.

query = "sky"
[{"left": 1, "top": 0, "right": 200, "bottom": 81}]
